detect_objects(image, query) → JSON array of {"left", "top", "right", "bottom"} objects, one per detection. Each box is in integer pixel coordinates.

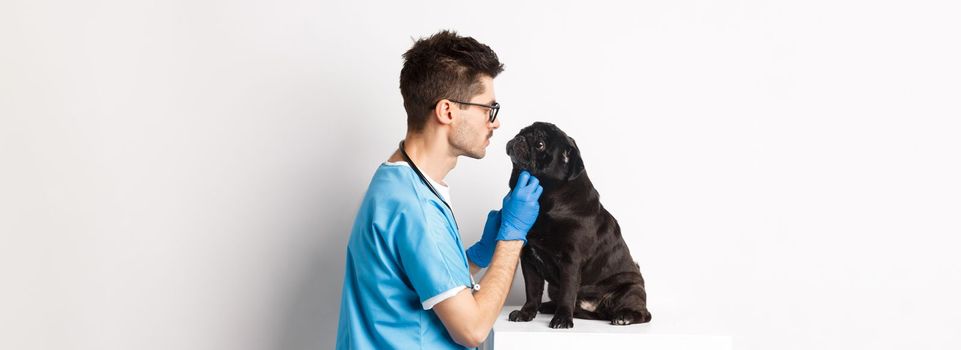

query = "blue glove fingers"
[
  {"left": 514, "top": 171, "right": 531, "bottom": 192},
  {"left": 527, "top": 175, "right": 539, "bottom": 189},
  {"left": 495, "top": 171, "right": 544, "bottom": 244},
  {"left": 531, "top": 185, "right": 543, "bottom": 201},
  {"left": 523, "top": 177, "right": 541, "bottom": 198}
]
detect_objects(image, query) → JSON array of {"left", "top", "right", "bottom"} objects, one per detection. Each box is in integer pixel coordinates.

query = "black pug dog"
[{"left": 505, "top": 122, "right": 652, "bottom": 328}]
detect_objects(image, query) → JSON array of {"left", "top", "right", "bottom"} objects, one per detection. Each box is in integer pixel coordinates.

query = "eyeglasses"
[{"left": 448, "top": 99, "right": 500, "bottom": 123}]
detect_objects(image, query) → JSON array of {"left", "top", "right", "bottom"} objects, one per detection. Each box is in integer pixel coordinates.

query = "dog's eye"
[{"left": 536, "top": 141, "right": 546, "bottom": 151}]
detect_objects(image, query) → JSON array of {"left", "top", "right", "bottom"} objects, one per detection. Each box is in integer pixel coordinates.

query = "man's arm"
[
  {"left": 436, "top": 171, "right": 541, "bottom": 347},
  {"left": 434, "top": 241, "right": 523, "bottom": 348}
]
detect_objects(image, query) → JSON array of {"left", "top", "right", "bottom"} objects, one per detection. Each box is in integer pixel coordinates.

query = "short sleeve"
[{"left": 395, "top": 202, "right": 471, "bottom": 310}]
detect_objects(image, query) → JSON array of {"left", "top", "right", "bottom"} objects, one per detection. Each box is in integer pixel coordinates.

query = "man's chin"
[
  {"left": 465, "top": 150, "right": 485, "bottom": 159},
  {"left": 463, "top": 146, "right": 487, "bottom": 159}
]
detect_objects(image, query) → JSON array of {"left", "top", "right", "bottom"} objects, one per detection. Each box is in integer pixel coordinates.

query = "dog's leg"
[
  {"left": 540, "top": 299, "right": 601, "bottom": 319},
  {"left": 548, "top": 263, "right": 580, "bottom": 329},
  {"left": 609, "top": 285, "right": 652, "bottom": 325},
  {"left": 537, "top": 300, "right": 556, "bottom": 314},
  {"left": 509, "top": 249, "right": 545, "bottom": 322}
]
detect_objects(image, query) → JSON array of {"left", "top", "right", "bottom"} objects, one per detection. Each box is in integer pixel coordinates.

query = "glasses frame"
[{"left": 447, "top": 99, "right": 500, "bottom": 123}]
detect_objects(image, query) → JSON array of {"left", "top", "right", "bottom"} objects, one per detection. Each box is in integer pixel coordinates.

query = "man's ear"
[
  {"left": 565, "top": 136, "right": 585, "bottom": 180},
  {"left": 433, "top": 99, "right": 455, "bottom": 126}
]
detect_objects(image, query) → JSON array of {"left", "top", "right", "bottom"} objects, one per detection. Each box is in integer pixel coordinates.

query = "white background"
[{"left": 2, "top": 0, "right": 960, "bottom": 349}]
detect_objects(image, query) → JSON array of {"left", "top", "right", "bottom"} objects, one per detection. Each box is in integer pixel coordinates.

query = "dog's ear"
[{"left": 564, "top": 136, "right": 585, "bottom": 180}]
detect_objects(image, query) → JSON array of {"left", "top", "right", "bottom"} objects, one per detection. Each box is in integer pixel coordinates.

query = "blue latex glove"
[
  {"left": 498, "top": 171, "right": 543, "bottom": 243},
  {"left": 465, "top": 210, "right": 502, "bottom": 268}
]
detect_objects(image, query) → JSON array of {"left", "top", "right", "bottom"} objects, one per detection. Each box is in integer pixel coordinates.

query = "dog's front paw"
[
  {"left": 610, "top": 309, "right": 652, "bottom": 325},
  {"left": 548, "top": 314, "right": 574, "bottom": 329},
  {"left": 509, "top": 309, "right": 536, "bottom": 322}
]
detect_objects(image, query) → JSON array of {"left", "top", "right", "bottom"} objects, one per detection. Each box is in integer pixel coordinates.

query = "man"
[{"left": 335, "top": 30, "right": 543, "bottom": 349}]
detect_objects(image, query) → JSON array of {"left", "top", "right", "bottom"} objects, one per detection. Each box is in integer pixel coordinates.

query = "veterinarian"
[{"left": 335, "top": 30, "right": 544, "bottom": 349}]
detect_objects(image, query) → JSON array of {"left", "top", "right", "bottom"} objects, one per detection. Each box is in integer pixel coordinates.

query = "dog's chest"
[{"left": 523, "top": 241, "right": 565, "bottom": 283}]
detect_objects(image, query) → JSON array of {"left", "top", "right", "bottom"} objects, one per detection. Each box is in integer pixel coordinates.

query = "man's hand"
[
  {"left": 466, "top": 210, "right": 502, "bottom": 268},
  {"left": 499, "top": 171, "right": 543, "bottom": 243}
]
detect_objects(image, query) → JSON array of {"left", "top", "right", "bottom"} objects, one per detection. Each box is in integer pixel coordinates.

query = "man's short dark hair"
[{"left": 400, "top": 30, "right": 504, "bottom": 132}]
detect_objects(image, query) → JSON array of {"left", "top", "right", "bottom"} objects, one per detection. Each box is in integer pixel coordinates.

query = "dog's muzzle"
[{"left": 506, "top": 136, "right": 529, "bottom": 162}]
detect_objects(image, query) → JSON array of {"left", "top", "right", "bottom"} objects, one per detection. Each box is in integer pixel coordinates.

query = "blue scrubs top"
[{"left": 336, "top": 162, "right": 475, "bottom": 349}]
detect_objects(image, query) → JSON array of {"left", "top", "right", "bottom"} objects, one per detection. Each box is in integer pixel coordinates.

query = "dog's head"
[{"left": 506, "top": 122, "right": 585, "bottom": 186}]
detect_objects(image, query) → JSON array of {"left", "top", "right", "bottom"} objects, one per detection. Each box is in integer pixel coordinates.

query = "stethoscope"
[
  {"left": 398, "top": 141, "right": 459, "bottom": 230},
  {"left": 399, "top": 141, "right": 481, "bottom": 291}
]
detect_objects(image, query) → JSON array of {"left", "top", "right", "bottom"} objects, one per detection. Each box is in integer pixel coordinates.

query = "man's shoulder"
[
  {"left": 365, "top": 162, "right": 421, "bottom": 204},
  {"left": 362, "top": 163, "right": 450, "bottom": 220}
]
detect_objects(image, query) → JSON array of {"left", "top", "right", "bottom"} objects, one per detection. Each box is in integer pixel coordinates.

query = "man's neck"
[{"left": 390, "top": 132, "right": 457, "bottom": 186}]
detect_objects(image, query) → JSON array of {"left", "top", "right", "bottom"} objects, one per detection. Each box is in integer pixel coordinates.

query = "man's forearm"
[{"left": 472, "top": 240, "right": 523, "bottom": 332}]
